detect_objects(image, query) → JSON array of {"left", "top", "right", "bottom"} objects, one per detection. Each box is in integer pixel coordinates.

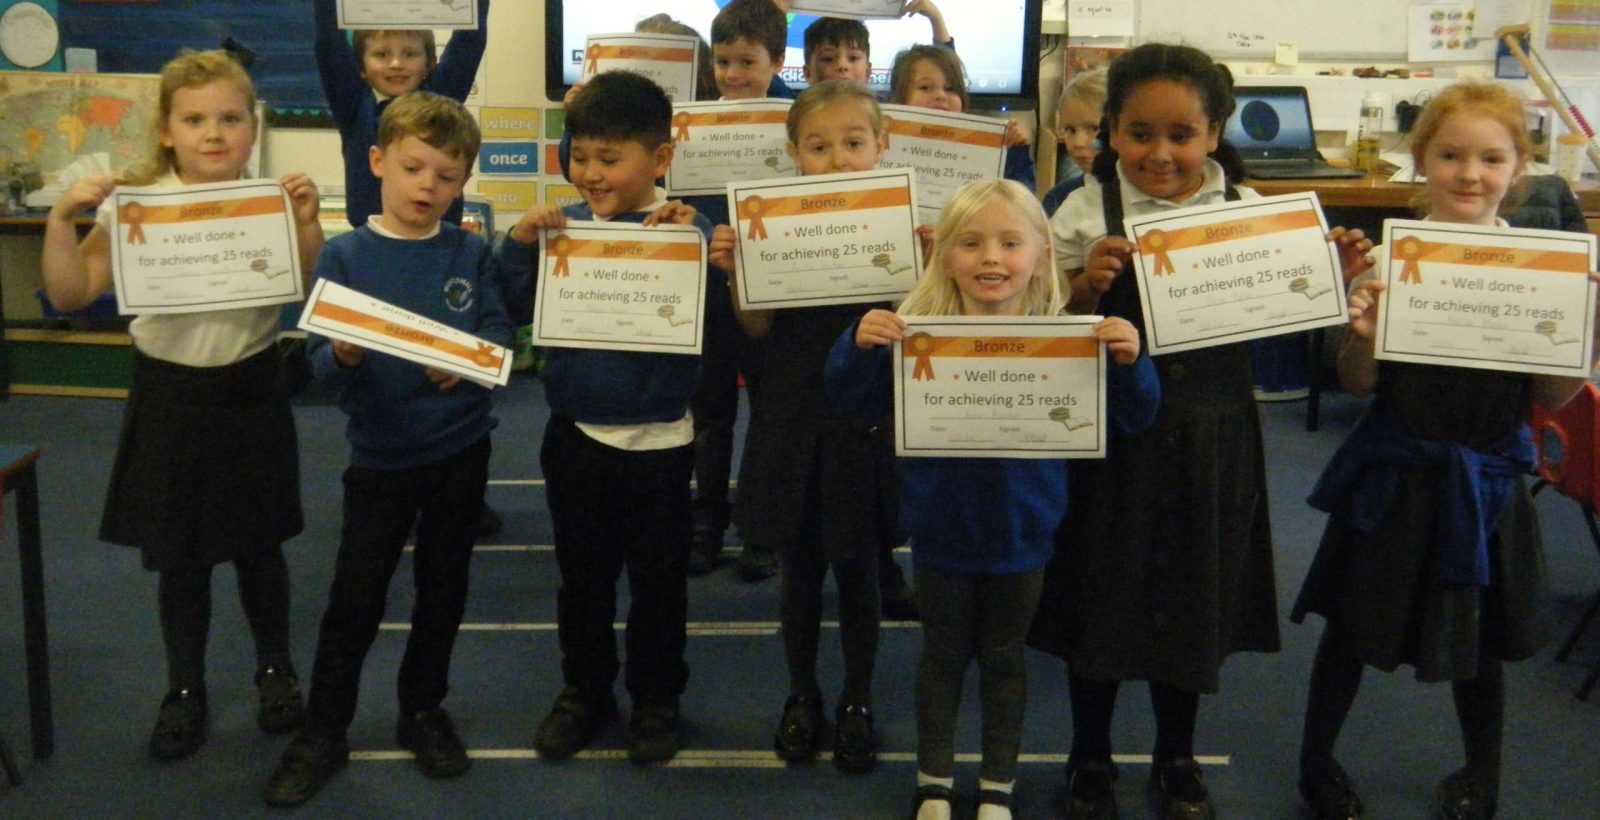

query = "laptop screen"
[{"left": 1226, "top": 87, "right": 1318, "bottom": 161}]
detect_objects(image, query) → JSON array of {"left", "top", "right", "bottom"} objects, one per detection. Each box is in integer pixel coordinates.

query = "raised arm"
[
  {"left": 280, "top": 173, "right": 325, "bottom": 291},
  {"left": 313, "top": 0, "right": 368, "bottom": 128},
  {"left": 429, "top": 0, "right": 490, "bottom": 101},
  {"left": 40, "top": 176, "right": 115, "bottom": 313}
]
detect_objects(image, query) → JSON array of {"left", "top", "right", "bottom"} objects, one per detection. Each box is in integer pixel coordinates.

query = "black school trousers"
[
  {"left": 542, "top": 415, "right": 694, "bottom": 703},
  {"left": 304, "top": 436, "right": 490, "bottom": 735}
]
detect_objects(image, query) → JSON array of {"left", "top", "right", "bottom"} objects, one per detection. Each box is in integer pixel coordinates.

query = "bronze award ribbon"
[
  {"left": 121, "top": 201, "right": 147, "bottom": 245},
  {"left": 907, "top": 332, "right": 936, "bottom": 381},
  {"left": 742, "top": 195, "right": 768, "bottom": 241},
  {"left": 551, "top": 234, "right": 572, "bottom": 278},
  {"left": 1394, "top": 235, "right": 1425, "bottom": 284},
  {"left": 584, "top": 44, "right": 600, "bottom": 76},
  {"left": 1140, "top": 228, "right": 1174, "bottom": 276},
  {"left": 674, "top": 111, "right": 691, "bottom": 142}
]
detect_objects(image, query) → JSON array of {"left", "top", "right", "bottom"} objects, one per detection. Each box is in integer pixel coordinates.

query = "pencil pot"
[{"left": 1249, "top": 332, "right": 1310, "bottom": 401}]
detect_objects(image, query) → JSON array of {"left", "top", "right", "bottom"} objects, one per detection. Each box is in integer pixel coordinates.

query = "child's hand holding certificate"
[
  {"left": 1123, "top": 192, "right": 1348, "bottom": 355},
  {"left": 893, "top": 316, "right": 1109, "bottom": 459},
  {"left": 728, "top": 168, "right": 922, "bottom": 309},
  {"left": 1374, "top": 218, "right": 1598, "bottom": 378},
  {"left": 531, "top": 222, "right": 708, "bottom": 355},
  {"left": 108, "top": 179, "right": 304, "bottom": 315}
]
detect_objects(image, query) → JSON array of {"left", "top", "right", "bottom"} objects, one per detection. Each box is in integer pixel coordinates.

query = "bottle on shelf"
[{"left": 1352, "top": 93, "right": 1384, "bottom": 173}]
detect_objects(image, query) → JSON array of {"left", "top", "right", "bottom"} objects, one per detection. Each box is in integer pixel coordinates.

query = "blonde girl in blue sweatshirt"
[{"left": 825, "top": 179, "right": 1159, "bottom": 820}]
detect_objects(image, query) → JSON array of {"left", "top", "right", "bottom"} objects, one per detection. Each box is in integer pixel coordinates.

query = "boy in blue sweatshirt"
[
  {"left": 498, "top": 71, "right": 722, "bottom": 766},
  {"left": 264, "top": 92, "right": 513, "bottom": 808}
]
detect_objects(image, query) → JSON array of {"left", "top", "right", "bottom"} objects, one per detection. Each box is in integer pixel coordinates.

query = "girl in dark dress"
[
  {"left": 1030, "top": 43, "right": 1373, "bottom": 819},
  {"left": 709, "top": 80, "right": 901, "bottom": 773},
  {"left": 1292, "top": 82, "right": 1594, "bottom": 820}
]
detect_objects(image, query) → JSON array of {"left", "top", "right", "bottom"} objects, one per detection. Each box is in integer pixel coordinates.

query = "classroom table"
[
  {"left": 1, "top": 211, "right": 100, "bottom": 400},
  {"left": 0, "top": 444, "right": 52, "bottom": 763}
]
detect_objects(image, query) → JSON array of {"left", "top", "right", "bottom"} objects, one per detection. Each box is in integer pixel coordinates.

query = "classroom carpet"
[{"left": 1, "top": 374, "right": 1598, "bottom": 818}]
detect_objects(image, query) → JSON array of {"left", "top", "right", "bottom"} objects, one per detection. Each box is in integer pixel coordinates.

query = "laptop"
[{"left": 1226, "top": 86, "right": 1364, "bottom": 180}]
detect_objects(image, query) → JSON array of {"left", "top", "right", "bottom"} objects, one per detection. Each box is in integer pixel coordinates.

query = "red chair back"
[{"left": 1532, "top": 383, "right": 1600, "bottom": 505}]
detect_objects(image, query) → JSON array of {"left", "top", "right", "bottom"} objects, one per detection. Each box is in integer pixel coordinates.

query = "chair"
[
  {"left": 1530, "top": 384, "right": 1600, "bottom": 700},
  {"left": 0, "top": 444, "right": 51, "bottom": 784}
]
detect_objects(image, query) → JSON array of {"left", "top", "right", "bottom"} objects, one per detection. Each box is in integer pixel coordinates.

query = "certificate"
[
  {"left": 108, "top": 179, "right": 302, "bottom": 316},
  {"left": 879, "top": 104, "right": 1007, "bottom": 223},
  {"left": 728, "top": 168, "right": 922, "bottom": 309},
  {"left": 298, "top": 279, "right": 512, "bottom": 387},
  {"left": 532, "top": 222, "right": 708, "bottom": 355},
  {"left": 1124, "top": 192, "right": 1347, "bottom": 355},
  {"left": 665, "top": 99, "right": 795, "bottom": 196},
  {"left": 1374, "top": 219, "right": 1598, "bottom": 378},
  {"left": 581, "top": 33, "right": 700, "bottom": 101},
  {"left": 893, "top": 316, "right": 1108, "bottom": 459},
  {"left": 788, "top": 0, "right": 907, "bottom": 19},
  {"left": 337, "top": 0, "right": 479, "bottom": 30}
]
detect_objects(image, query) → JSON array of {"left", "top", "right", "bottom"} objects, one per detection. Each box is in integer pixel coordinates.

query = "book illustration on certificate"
[
  {"left": 581, "top": 32, "right": 699, "bottom": 101},
  {"left": 298, "top": 279, "right": 512, "bottom": 388},
  {"left": 1374, "top": 218, "right": 1598, "bottom": 378},
  {"left": 337, "top": 0, "right": 478, "bottom": 30},
  {"left": 879, "top": 104, "right": 1007, "bottom": 223},
  {"left": 665, "top": 99, "right": 795, "bottom": 196},
  {"left": 787, "top": 0, "right": 906, "bottom": 19},
  {"left": 531, "top": 222, "right": 708, "bottom": 355},
  {"left": 893, "top": 316, "right": 1108, "bottom": 459},
  {"left": 1123, "top": 191, "right": 1347, "bottom": 355},
  {"left": 108, "top": 179, "right": 303, "bottom": 316},
  {"left": 728, "top": 168, "right": 922, "bottom": 309}
]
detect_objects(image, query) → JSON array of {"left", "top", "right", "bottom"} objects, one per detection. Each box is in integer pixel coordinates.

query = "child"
[
  {"left": 711, "top": 0, "right": 797, "bottom": 102},
  {"left": 1292, "top": 82, "right": 1591, "bottom": 820},
  {"left": 824, "top": 179, "right": 1159, "bottom": 820},
  {"left": 1042, "top": 68, "right": 1106, "bottom": 216},
  {"left": 802, "top": 16, "right": 872, "bottom": 84},
  {"left": 1028, "top": 42, "right": 1368, "bottom": 819},
  {"left": 40, "top": 49, "right": 323, "bottom": 761},
  {"left": 314, "top": 0, "right": 487, "bottom": 229},
  {"left": 708, "top": 79, "right": 899, "bottom": 772},
  {"left": 503, "top": 70, "right": 720, "bottom": 766},
  {"left": 263, "top": 92, "right": 512, "bottom": 807},
  {"left": 888, "top": 45, "right": 1036, "bottom": 194}
]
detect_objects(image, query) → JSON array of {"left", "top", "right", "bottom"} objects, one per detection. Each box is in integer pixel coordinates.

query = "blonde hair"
[
  {"left": 1060, "top": 68, "right": 1107, "bottom": 119},
  {"left": 1409, "top": 81, "right": 1532, "bottom": 215},
  {"left": 785, "top": 79, "right": 882, "bottom": 146},
  {"left": 125, "top": 49, "right": 257, "bottom": 185},
  {"left": 898, "top": 179, "right": 1063, "bottom": 317},
  {"left": 377, "top": 91, "right": 482, "bottom": 165}
]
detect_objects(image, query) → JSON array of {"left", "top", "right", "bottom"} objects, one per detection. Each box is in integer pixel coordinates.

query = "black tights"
[
  {"left": 1299, "top": 625, "right": 1504, "bottom": 790},
  {"left": 780, "top": 546, "right": 879, "bottom": 707},
  {"left": 158, "top": 545, "right": 293, "bottom": 691},
  {"left": 1067, "top": 672, "right": 1200, "bottom": 766}
]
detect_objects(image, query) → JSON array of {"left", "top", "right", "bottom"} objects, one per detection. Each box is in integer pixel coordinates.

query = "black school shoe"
[
  {"left": 627, "top": 699, "right": 681, "bottom": 764},
  {"left": 398, "top": 706, "right": 472, "bottom": 778},
  {"left": 1437, "top": 768, "right": 1499, "bottom": 820},
  {"left": 255, "top": 664, "right": 305, "bottom": 734},
  {"left": 533, "top": 686, "right": 616, "bottom": 760},
  {"left": 734, "top": 543, "right": 778, "bottom": 581},
  {"left": 1151, "top": 758, "right": 1216, "bottom": 820},
  {"left": 910, "top": 783, "right": 954, "bottom": 819},
  {"left": 1061, "top": 758, "right": 1120, "bottom": 819},
  {"left": 832, "top": 702, "right": 878, "bottom": 773},
  {"left": 773, "top": 693, "right": 825, "bottom": 763},
  {"left": 687, "top": 526, "right": 724, "bottom": 576},
  {"left": 1299, "top": 758, "right": 1365, "bottom": 819},
  {"left": 149, "top": 686, "right": 207, "bottom": 761},
  {"left": 263, "top": 731, "right": 350, "bottom": 808}
]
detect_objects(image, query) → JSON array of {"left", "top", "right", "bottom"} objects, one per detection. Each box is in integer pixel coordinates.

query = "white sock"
[
  {"left": 916, "top": 772, "right": 955, "bottom": 820},
  {"left": 976, "top": 778, "right": 1014, "bottom": 820}
]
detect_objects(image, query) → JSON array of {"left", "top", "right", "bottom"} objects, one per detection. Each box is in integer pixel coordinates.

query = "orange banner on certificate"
[
  {"left": 1137, "top": 210, "right": 1320, "bottom": 274},
  {"left": 903, "top": 334, "right": 1097, "bottom": 380},
  {"left": 673, "top": 109, "right": 789, "bottom": 141},
  {"left": 883, "top": 117, "right": 1005, "bottom": 149},
  {"left": 309, "top": 300, "right": 505, "bottom": 370},
  {"left": 118, "top": 194, "right": 285, "bottom": 230},
  {"left": 1391, "top": 235, "right": 1592, "bottom": 286}
]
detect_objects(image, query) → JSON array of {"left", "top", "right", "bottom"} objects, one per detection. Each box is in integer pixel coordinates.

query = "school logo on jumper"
[{"left": 443, "top": 277, "right": 475, "bottom": 312}]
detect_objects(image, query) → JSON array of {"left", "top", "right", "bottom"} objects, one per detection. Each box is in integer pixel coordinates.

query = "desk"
[
  {"left": 0, "top": 445, "right": 51, "bottom": 761},
  {"left": 2, "top": 212, "right": 113, "bottom": 400},
  {"left": 1246, "top": 173, "right": 1600, "bottom": 228}
]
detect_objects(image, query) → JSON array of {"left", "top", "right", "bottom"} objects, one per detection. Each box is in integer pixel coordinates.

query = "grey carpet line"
[{"left": 347, "top": 750, "right": 1233, "bottom": 767}]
